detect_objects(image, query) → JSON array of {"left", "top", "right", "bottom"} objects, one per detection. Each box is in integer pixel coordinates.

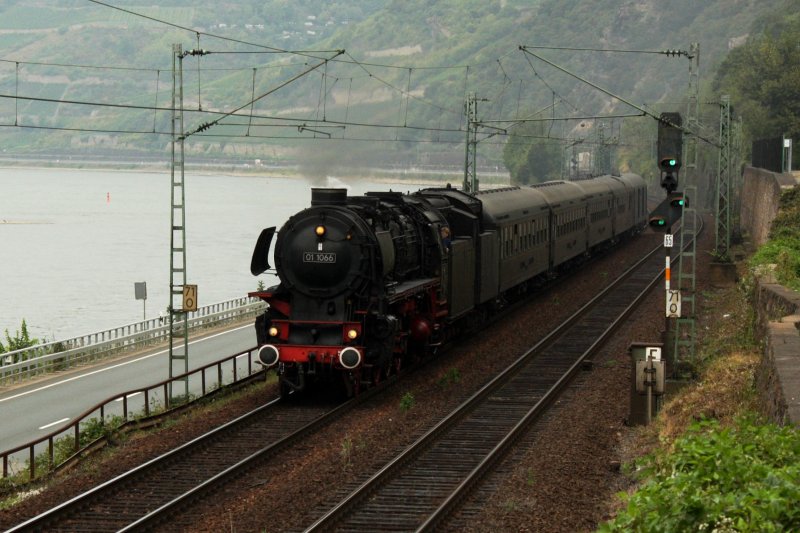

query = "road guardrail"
[
  {"left": 0, "top": 297, "right": 265, "bottom": 385},
  {"left": 1, "top": 346, "right": 263, "bottom": 483}
]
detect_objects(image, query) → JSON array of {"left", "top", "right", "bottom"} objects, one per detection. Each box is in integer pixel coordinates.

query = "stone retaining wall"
[
  {"left": 740, "top": 166, "right": 796, "bottom": 247},
  {"left": 754, "top": 281, "right": 800, "bottom": 425},
  {"left": 742, "top": 166, "right": 800, "bottom": 425}
]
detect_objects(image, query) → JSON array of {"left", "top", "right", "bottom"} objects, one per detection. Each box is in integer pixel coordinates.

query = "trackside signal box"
[
  {"left": 628, "top": 342, "right": 665, "bottom": 425},
  {"left": 648, "top": 191, "right": 687, "bottom": 231}
]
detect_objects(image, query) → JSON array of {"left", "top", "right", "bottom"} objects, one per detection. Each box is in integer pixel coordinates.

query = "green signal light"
[
  {"left": 669, "top": 194, "right": 687, "bottom": 208},
  {"left": 660, "top": 158, "right": 680, "bottom": 170}
]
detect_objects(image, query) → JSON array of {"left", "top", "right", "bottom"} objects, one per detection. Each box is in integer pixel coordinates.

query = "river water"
[{"left": 0, "top": 167, "right": 431, "bottom": 342}]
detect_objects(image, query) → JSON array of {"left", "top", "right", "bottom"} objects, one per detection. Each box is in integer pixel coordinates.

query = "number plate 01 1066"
[{"left": 303, "top": 251, "right": 337, "bottom": 263}]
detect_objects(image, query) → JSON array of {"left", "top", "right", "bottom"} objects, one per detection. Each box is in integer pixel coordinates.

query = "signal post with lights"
[
  {"left": 633, "top": 112, "right": 686, "bottom": 423},
  {"left": 657, "top": 112, "right": 683, "bottom": 192},
  {"left": 650, "top": 111, "right": 686, "bottom": 329}
]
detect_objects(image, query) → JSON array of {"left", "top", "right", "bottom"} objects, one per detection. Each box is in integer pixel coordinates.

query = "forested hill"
[{"left": 0, "top": 0, "right": 792, "bottom": 170}]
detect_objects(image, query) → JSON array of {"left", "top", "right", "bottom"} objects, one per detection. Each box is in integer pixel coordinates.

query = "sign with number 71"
[{"left": 666, "top": 289, "right": 681, "bottom": 318}]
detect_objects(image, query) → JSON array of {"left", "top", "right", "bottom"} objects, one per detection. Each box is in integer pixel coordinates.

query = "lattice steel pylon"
[
  {"left": 672, "top": 185, "right": 698, "bottom": 373},
  {"left": 463, "top": 93, "right": 479, "bottom": 193},
  {"left": 595, "top": 122, "right": 612, "bottom": 175},
  {"left": 715, "top": 95, "right": 732, "bottom": 259},
  {"left": 169, "top": 43, "right": 189, "bottom": 400},
  {"left": 671, "top": 43, "right": 701, "bottom": 369},
  {"left": 684, "top": 43, "right": 700, "bottom": 170},
  {"left": 731, "top": 116, "right": 743, "bottom": 242}
]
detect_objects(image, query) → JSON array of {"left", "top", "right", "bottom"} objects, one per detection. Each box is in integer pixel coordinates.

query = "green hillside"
[{"left": 0, "top": 0, "right": 793, "bottom": 175}]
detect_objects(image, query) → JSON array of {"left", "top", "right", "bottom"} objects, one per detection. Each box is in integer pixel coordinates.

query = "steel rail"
[
  {"left": 1, "top": 346, "right": 262, "bottom": 482},
  {"left": 6, "top": 223, "right": 681, "bottom": 531},
  {"left": 5, "top": 375, "right": 389, "bottom": 533},
  {"left": 418, "top": 227, "right": 701, "bottom": 531},
  {"left": 305, "top": 221, "right": 701, "bottom": 532}
]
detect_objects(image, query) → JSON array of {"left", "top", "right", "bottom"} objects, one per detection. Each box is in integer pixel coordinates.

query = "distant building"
[{"left": 728, "top": 34, "right": 748, "bottom": 49}]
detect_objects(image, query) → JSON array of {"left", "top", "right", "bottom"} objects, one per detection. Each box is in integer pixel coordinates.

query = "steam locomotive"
[{"left": 249, "top": 174, "right": 647, "bottom": 396}]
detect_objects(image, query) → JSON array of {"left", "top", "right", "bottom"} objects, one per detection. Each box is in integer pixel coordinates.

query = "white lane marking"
[
  {"left": 0, "top": 324, "right": 252, "bottom": 404},
  {"left": 115, "top": 392, "right": 143, "bottom": 402},
  {"left": 39, "top": 417, "right": 70, "bottom": 430}
]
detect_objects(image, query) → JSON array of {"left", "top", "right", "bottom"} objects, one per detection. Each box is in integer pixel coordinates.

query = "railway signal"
[
  {"left": 657, "top": 112, "right": 683, "bottom": 192},
  {"left": 648, "top": 191, "right": 687, "bottom": 231}
]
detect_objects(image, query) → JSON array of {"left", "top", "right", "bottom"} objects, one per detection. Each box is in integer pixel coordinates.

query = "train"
[{"left": 249, "top": 173, "right": 648, "bottom": 396}]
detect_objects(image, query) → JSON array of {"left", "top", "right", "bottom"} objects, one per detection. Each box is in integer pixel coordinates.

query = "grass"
[
  {"left": 340, "top": 436, "right": 353, "bottom": 469},
  {"left": 437, "top": 367, "right": 461, "bottom": 388},
  {"left": 0, "top": 414, "right": 126, "bottom": 509}
]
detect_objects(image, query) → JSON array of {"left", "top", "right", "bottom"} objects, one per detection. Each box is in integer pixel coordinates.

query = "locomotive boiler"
[{"left": 249, "top": 175, "right": 647, "bottom": 396}]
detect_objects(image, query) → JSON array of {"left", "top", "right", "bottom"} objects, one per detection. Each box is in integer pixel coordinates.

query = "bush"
[
  {"left": 748, "top": 188, "right": 800, "bottom": 291},
  {"left": 0, "top": 319, "right": 39, "bottom": 356},
  {"left": 749, "top": 238, "right": 800, "bottom": 291},
  {"left": 399, "top": 392, "right": 415, "bottom": 412},
  {"left": 600, "top": 416, "right": 800, "bottom": 532}
]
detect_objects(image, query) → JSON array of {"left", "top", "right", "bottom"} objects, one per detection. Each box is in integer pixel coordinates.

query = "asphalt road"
[{"left": 0, "top": 324, "right": 258, "bottom": 457}]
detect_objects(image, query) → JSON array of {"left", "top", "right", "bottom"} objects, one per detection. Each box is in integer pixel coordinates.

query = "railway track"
[
  {"left": 304, "top": 226, "right": 696, "bottom": 532},
  {"left": 8, "top": 225, "right": 688, "bottom": 532},
  {"left": 6, "top": 390, "right": 371, "bottom": 532}
]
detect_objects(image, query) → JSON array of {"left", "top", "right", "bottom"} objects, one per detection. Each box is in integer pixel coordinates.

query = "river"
[{"left": 0, "top": 167, "right": 433, "bottom": 342}]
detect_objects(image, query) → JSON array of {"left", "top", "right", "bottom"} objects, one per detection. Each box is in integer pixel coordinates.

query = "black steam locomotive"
[{"left": 250, "top": 174, "right": 647, "bottom": 396}]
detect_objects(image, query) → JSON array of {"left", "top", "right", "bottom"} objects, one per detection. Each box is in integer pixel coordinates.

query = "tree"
[
  {"left": 503, "top": 121, "right": 563, "bottom": 185},
  {"left": 713, "top": 10, "right": 800, "bottom": 167}
]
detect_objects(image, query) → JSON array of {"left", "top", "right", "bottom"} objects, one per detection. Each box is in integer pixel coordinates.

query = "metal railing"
[
  {"left": 1, "top": 346, "right": 263, "bottom": 482},
  {"left": 0, "top": 297, "right": 265, "bottom": 385}
]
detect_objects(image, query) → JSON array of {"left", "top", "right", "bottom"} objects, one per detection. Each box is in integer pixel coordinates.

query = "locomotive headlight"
[
  {"left": 268, "top": 326, "right": 280, "bottom": 337},
  {"left": 346, "top": 328, "right": 359, "bottom": 340},
  {"left": 315, "top": 225, "right": 326, "bottom": 237}
]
